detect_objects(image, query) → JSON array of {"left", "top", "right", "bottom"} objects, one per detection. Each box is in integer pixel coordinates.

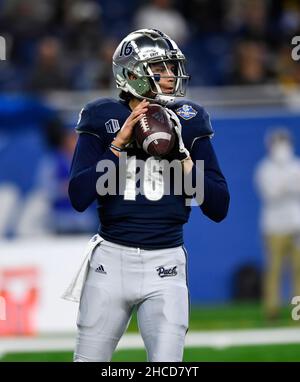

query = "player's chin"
[{"left": 162, "top": 88, "right": 175, "bottom": 94}]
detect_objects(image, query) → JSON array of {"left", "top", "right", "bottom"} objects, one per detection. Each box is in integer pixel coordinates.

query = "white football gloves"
[{"left": 165, "top": 107, "right": 190, "bottom": 162}]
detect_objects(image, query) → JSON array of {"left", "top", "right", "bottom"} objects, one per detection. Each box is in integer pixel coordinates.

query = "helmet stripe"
[{"left": 164, "top": 38, "right": 174, "bottom": 51}]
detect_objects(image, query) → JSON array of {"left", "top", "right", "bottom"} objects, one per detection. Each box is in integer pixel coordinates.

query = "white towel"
[{"left": 62, "top": 234, "right": 104, "bottom": 302}]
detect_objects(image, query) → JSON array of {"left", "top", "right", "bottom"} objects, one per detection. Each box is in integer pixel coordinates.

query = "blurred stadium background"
[{"left": 1, "top": 0, "right": 300, "bottom": 362}]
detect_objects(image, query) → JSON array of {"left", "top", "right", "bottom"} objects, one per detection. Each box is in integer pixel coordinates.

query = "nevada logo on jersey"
[{"left": 175, "top": 104, "right": 197, "bottom": 120}]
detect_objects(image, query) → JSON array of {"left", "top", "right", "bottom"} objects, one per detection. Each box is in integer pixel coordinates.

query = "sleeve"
[
  {"left": 68, "top": 132, "right": 119, "bottom": 212},
  {"left": 188, "top": 106, "right": 214, "bottom": 151},
  {"left": 76, "top": 105, "right": 102, "bottom": 138},
  {"left": 190, "top": 137, "right": 230, "bottom": 222},
  {"left": 174, "top": 101, "right": 214, "bottom": 151},
  {"left": 189, "top": 108, "right": 214, "bottom": 151}
]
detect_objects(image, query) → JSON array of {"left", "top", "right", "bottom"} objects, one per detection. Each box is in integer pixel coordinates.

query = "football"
[{"left": 134, "top": 104, "right": 175, "bottom": 156}]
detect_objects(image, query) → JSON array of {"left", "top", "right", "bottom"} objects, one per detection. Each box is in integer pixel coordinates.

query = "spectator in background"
[
  {"left": 133, "top": 0, "right": 189, "bottom": 45},
  {"left": 0, "top": 0, "right": 60, "bottom": 65},
  {"left": 28, "top": 37, "right": 70, "bottom": 91},
  {"left": 63, "top": 0, "right": 103, "bottom": 60},
  {"left": 35, "top": 119, "right": 97, "bottom": 234},
  {"left": 72, "top": 38, "right": 117, "bottom": 90},
  {"left": 278, "top": 0, "right": 300, "bottom": 37},
  {"left": 276, "top": 43, "right": 300, "bottom": 89},
  {"left": 178, "top": 0, "right": 224, "bottom": 35},
  {"left": 225, "top": 0, "right": 273, "bottom": 43},
  {"left": 229, "top": 39, "right": 274, "bottom": 85},
  {"left": 254, "top": 129, "right": 300, "bottom": 320},
  {"left": 95, "top": 38, "right": 118, "bottom": 90},
  {"left": 225, "top": 0, "right": 279, "bottom": 75}
]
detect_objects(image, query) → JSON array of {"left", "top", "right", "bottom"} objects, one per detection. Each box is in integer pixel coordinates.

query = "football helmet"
[{"left": 112, "top": 29, "right": 190, "bottom": 105}]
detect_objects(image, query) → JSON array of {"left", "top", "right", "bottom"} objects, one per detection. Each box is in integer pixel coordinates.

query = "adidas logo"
[{"left": 95, "top": 264, "right": 107, "bottom": 274}]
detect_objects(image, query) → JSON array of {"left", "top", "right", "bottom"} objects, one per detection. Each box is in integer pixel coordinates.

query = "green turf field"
[
  {"left": 126, "top": 302, "right": 297, "bottom": 331},
  {"left": 1, "top": 303, "right": 299, "bottom": 362},
  {"left": 2, "top": 344, "right": 300, "bottom": 362}
]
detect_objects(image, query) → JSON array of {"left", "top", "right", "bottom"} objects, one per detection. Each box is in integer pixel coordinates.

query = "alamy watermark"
[
  {"left": 0, "top": 296, "right": 6, "bottom": 320},
  {"left": 291, "top": 36, "right": 300, "bottom": 61},
  {"left": 0, "top": 36, "right": 6, "bottom": 60},
  {"left": 95, "top": 153, "right": 204, "bottom": 206},
  {"left": 291, "top": 296, "right": 300, "bottom": 321}
]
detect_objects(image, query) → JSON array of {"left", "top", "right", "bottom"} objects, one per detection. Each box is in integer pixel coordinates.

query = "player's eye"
[
  {"left": 153, "top": 66, "right": 164, "bottom": 73},
  {"left": 150, "top": 63, "right": 176, "bottom": 76}
]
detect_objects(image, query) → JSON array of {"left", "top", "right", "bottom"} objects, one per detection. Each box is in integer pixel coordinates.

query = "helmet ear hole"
[
  {"left": 124, "top": 69, "right": 136, "bottom": 81},
  {"left": 130, "top": 73, "right": 137, "bottom": 80}
]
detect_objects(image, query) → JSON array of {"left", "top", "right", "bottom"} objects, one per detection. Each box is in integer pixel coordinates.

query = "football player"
[{"left": 68, "top": 29, "right": 230, "bottom": 362}]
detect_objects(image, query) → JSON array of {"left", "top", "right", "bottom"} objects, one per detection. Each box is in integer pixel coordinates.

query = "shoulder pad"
[
  {"left": 168, "top": 100, "right": 214, "bottom": 151},
  {"left": 76, "top": 98, "right": 131, "bottom": 144}
]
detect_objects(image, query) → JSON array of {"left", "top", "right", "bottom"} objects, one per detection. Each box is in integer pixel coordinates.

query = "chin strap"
[{"left": 155, "top": 94, "right": 176, "bottom": 105}]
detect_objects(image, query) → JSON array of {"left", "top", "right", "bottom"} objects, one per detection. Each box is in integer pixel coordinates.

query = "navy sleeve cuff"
[{"left": 100, "top": 147, "right": 121, "bottom": 165}]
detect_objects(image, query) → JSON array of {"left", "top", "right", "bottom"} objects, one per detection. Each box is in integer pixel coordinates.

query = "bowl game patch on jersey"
[{"left": 175, "top": 104, "right": 198, "bottom": 120}]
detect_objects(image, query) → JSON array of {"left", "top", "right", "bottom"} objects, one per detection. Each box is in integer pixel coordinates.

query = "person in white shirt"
[
  {"left": 255, "top": 128, "right": 300, "bottom": 319},
  {"left": 133, "top": 0, "right": 189, "bottom": 45}
]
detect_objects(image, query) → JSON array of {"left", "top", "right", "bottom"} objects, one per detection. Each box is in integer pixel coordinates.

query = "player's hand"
[
  {"left": 164, "top": 108, "right": 190, "bottom": 162},
  {"left": 113, "top": 99, "right": 149, "bottom": 148}
]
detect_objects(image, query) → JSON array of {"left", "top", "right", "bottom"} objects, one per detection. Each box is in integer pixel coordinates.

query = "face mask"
[{"left": 270, "top": 142, "right": 293, "bottom": 164}]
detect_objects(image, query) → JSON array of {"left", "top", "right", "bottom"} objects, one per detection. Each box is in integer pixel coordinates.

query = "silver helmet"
[{"left": 112, "top": 29, "right": 190, "bottom": 105}]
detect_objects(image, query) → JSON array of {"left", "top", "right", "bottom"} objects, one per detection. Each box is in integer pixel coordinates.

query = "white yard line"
[{"left": 0, "top": 327, "right": 300, "bottom": 356}]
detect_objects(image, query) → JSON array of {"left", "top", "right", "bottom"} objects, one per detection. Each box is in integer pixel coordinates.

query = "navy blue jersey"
[
  {"left": 75, "top": 98, "right": 213, "bottom": 151},
  {"left": 69, "top": 97, "right": 229, "bottom": 249}
]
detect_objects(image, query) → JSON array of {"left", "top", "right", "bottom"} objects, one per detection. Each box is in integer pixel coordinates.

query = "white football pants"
[{"left": 73, "top": 239, "right": 189, "bottom": 362}]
